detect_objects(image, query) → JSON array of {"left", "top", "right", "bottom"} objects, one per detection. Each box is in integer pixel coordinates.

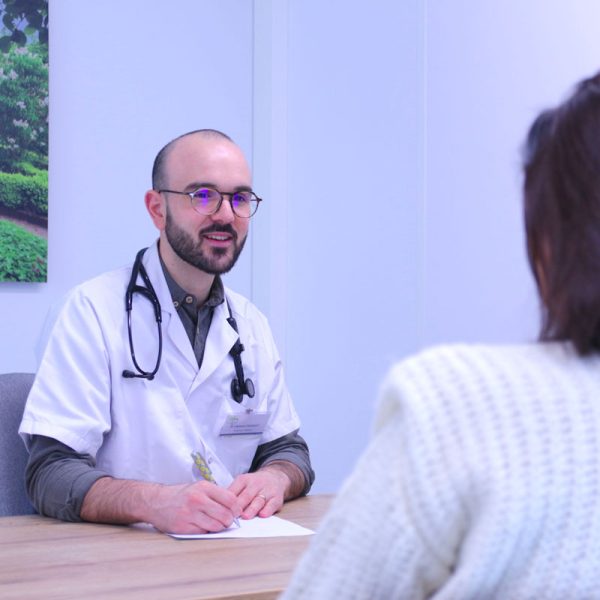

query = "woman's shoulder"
[
  {"left": 388, "top": 341, "right": 582, "bottom": 382},
  {"left": 375, "top": 341, "right": 598, "bottom": 430}
]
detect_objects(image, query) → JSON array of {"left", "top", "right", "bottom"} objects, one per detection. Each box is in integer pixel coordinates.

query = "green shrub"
[
  {"left": 0, "top": 169, "right": 47, "bottom": 216},
  {"left": 0, "top": 43, "right": 48, "bottom": 171},
  {"left": 13, "top": 160, "right": 46, "bottom": 176},
  {"left": 0, "top": 220, "right": 47, "bottom": 282}
]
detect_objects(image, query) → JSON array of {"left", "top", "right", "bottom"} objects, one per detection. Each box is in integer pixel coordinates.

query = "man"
[{"left": 19, "top": 129, "right": 314, "bottom": 534}]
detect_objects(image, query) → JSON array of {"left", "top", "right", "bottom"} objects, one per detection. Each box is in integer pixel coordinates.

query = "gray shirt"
[{"left": 161, "top": 261, "right": 224, "bottom": 369}]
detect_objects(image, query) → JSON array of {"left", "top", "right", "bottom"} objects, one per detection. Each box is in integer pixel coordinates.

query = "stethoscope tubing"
[{"left": 122, "top": 248, "right": 254, "bottom": 402}]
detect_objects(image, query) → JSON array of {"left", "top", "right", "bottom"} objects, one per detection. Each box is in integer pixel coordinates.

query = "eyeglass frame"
[{"left": 157, "top": 187, "right": 262, "bottom": 218}]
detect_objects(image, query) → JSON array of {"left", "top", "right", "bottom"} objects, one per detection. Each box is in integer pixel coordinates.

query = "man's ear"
[{"left": 145, "top": 189, "right": 166, "bottom": 231}]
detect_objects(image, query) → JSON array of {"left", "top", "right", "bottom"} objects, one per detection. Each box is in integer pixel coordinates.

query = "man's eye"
[{"left": 194, "top": 189, "right": 213, "bottom": 200}]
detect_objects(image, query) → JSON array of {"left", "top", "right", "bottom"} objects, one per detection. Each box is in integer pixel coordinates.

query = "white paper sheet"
[{"left": 167, "top": 515, "right": 314, "bottom": 539}]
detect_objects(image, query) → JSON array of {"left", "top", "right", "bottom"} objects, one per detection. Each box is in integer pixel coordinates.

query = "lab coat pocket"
[
  {"left": 216, "top": 410, "right": 271, "bottom": 476},
  {"left": 215, "top": 432, "right": 261, "bottom": 477}
]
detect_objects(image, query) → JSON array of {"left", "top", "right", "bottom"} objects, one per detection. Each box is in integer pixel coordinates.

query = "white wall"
[
  {"left": 279, "top": 0, "right": 424, "bottom": 491},
  {"left": 2, "top": 0, "right": 600, "bottom": 493},
  {"left": 256, "top": 0, "right": 600, "bottom": 492},
  {"left": 423, "top": 0, "right": 600, "bottom": 349}
]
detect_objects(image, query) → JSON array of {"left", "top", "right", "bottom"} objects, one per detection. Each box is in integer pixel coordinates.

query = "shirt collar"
[{"left": 158, "top": 253, "right": 225, "bottom": 311}]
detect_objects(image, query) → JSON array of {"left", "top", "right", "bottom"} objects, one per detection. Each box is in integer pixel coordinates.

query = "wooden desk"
[{"left": 0, "top": 494, "right": 332, "bottom": 600}]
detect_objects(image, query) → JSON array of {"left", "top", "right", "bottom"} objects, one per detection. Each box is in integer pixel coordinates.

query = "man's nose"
[{"left": 212, "top": 195, "right": 236, "bottom": 223}]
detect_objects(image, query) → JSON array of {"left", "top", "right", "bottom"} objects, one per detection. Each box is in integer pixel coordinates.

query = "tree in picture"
[{"left": 0, "top": 0, "right": 48, "bottom": 282}]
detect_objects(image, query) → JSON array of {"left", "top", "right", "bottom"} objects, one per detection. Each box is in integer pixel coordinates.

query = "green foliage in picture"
[
  {"left": 0, "top": 0, "right": 48, "bottom": 282},
  {"left": 0, "top": 219, "right": 46, "bottom": 281},
  {"left": 0, "top": 42, "right": 47, "bottom": 171},
  {"left": 0, "top": 0, "right": 47, "bottom": 50},
  {"left": 0, "top": 167, "right": 46, "bottom": 215}
]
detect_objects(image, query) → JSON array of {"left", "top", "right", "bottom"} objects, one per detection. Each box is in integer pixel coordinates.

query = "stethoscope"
[{"left": 122, "top": 248, "right": 255, "bottom": 404}]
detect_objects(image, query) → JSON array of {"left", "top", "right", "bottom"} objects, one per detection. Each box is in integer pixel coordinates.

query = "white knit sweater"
[{"left": 282, "top": 342, "right": 600, "bottom": 599}]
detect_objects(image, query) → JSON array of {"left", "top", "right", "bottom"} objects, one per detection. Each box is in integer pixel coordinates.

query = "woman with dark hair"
[
  {"left": 524, "top": 74, "right": 600, "bottom": 354},
  {"left": 282, "top": 73, "right": 600, "bottom": 599}
]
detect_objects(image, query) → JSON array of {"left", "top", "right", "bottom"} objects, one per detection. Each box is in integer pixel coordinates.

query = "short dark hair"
[
  {"left": 523, "top": 72, "right": 600, "bottom": 355},
  {"left": 151, "top": 128, "right": 233, "bottom": 190}
]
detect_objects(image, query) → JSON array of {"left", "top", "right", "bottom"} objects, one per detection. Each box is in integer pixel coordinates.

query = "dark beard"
[{"left": 165, "top": 209, "right": 247, "bottom": 275}]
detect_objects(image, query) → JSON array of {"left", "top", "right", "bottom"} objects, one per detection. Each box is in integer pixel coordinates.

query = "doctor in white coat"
[{"left": 20, "top": 129, "right": 314, "bottom": 534}]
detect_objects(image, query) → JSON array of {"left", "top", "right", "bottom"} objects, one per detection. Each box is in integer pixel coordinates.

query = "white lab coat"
[{"left": 20, "top": 243, "right": 301, "bottom": 486}]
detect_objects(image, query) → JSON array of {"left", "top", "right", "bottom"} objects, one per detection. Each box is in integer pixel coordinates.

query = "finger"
[
  {"left": 161, "top": 502, "right": 236, "bottom": 535},
  {"left": 190, "top": 511, "right": 236, "bottom": 533},
  {"left": 228, "top": 476, "right": 264, "bottom": 512},
  {"left": 227, "top": 474, "right": 250, "bottom": 496},
  {"left": 241, "top": 493, "right": 268, "bottom": 520},
  {"left": 258, "top": 495, "right": 282, "bottom": 518},
  {"left": 199, "top": 482, "right": 242, "bottom": 512},
  {"left": 194, "top": 499, "right": 240, "bottom": 530},
  {"left": 189, "top": 483, "right": 241, "bottom": 524}
]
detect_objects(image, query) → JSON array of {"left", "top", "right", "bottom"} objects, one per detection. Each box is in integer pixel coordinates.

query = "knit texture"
[{"left": 282, "top": 342, "right": 600, "bottom": 599}]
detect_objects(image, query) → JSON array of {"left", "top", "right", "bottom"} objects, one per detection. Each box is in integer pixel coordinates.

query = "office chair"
[{"left": 0, "top": 372, "right": 36, "bottom": 516}]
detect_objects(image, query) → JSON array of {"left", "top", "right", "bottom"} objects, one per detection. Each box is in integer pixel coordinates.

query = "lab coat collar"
[
  {"left": 141, "top": 241, "right": 239, "bottom": 383},
  {"left": 141, "top": 242, "right": 196, "bottom": 370},
  {"left": 141, "top": 242, "right": 177, "bottom": 317},
  {"left": 195, "top": 299, "right": 239, "bottom": 387}
]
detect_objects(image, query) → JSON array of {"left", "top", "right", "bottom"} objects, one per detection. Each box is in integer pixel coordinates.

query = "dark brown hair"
[{"left": 524, "top": 72, "right": 600, "bottom": 355}]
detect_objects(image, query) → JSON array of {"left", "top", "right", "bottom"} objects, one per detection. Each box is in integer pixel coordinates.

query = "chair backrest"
[{"left": 0, "top": 372, "right": 36, "bottom": 516}]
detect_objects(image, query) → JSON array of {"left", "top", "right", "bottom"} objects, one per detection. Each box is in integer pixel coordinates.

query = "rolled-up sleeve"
[
  {"left": 250, "top": 429, "right": 315, "bottom": 495},
  {"left": 25, "top": 435, "right": 109, "bottom": 521}
]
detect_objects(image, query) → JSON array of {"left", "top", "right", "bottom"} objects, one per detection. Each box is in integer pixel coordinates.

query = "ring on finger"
[{"left": 256, "top": 493, "right": 267, "bottom": 503}]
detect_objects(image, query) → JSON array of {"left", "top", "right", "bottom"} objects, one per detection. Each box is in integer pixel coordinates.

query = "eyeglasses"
[{"left": 158, "top": 187, "right": 262, "bottom": 218}]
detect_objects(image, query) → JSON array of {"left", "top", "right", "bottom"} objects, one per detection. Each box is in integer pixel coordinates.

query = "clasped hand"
[{"left": 152, "top": 468, "right": 289, "bottom": 535}]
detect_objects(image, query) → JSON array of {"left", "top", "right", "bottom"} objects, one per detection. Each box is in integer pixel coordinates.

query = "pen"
[{"left": 191, "top": 451, "right": 240, "bottom": 527}]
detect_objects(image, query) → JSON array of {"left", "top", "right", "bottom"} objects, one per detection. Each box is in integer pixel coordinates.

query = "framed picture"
[{"left": 0, "top": 0, "right": 48, "bottom": 282}]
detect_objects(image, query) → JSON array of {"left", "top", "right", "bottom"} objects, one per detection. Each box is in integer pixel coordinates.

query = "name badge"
[{"left": 219, "top": 410, "right": 270, "bottom": 436}]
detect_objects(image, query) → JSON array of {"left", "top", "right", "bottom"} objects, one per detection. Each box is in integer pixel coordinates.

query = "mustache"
[{"left": 199, "top": 224, "right": 238, "bottom": 241}]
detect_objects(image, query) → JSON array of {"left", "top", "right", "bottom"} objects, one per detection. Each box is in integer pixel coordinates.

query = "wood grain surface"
[{"left": 0, "top": 494, "right": 333, "bottom": 600}]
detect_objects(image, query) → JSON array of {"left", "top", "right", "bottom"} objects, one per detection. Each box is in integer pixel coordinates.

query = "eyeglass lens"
[{"left": 192, "top": 188, "right": 257, "bottom": 217}]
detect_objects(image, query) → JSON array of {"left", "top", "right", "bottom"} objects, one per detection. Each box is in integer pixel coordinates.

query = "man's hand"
[
  {"left": 80, "top": 477, "right": 242, "bottom": 535},
  {"left": 149, "top": 480, "right": 242, "bottom": 534},
  {"left": 228, "top": 461, "right": 305, "bottom": 519}
]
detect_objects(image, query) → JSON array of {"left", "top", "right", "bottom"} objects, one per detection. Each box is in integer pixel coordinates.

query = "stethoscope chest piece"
[
  {"left": 231, "top": 375, "right": 255, "bottom": 404},
  {"left": 227, "top": 313, "right": 256, "bottom": 404}
]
